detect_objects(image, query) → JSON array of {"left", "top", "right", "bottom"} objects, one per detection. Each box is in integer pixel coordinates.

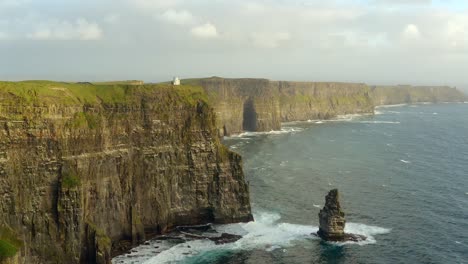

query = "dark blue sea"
[{"left": 113, "top": 103, "right": 468, "bottom": 264}]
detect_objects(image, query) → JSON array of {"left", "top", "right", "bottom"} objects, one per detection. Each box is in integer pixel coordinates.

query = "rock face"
[
  {"left": 317, "top": 189, "right": 346, "bottom": 241},
  {"left": 186, "top": 77, "right": 375, "bottom": 136},
  {"left": 317, "top": 189, "right": 366, "bottom": 242},
  {"left": 0, "top": 81, "right": 253, "bottom": 264},
  {"left": 370, "top": 85, "right": 466, "bottom": 105},
  {"left": 185, "top": 78, "right": 466, "bottom": 135}
]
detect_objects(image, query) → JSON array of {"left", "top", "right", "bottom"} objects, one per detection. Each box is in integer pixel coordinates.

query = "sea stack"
[
  {"left": 318, "top": 189, "right": 346, "bottom": 241},
  {"left": 317, "top": 189, "right": 366, "bottom": 242}
]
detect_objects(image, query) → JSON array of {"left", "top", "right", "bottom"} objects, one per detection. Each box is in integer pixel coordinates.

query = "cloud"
[
  {"left": 402, "top": 24, "right": 421, "bottom": 39},
  {"left": 131, "top": 0, "right": 180, "bottom": 10},
  {"left": 0, "top": 31, "right": 8, "bottom": 39},
  {"left": 160, "top": 9, "right": 194, "bottom": 25},
  {"left": 251, "top": 31, "right": 290, "bottom": 48},
  {"left": 104, "top": 13, "right": 120, "bottom": 24},
  {"left": 191, "top": 23, "right": 218, "bottom": 38},
  {"left": 0, "top": 0, "right": 29, "bottom": 7},
  {"left": 242, "top": 2, "right": 266, "bottom": 14},
  {"left": 372, "top": 0, "right": 431, "bottom": 5},
  {"left": 27, "top": 19, "right": 102, "bottom": 40}
]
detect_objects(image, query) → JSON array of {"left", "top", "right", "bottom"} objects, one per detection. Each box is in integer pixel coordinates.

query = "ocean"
[{"left": 113, "top": 103, "right": 468, "bottom": 264}]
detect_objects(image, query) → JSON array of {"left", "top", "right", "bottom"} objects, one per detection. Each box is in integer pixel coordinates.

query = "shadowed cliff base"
[{"left": 242, "top": 98, "right": 258, "bottom": 132}]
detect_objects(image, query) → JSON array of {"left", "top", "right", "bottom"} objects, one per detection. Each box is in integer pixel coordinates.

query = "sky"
[{"left": 0, "top": 0, "right": 467, "bottom": 89}]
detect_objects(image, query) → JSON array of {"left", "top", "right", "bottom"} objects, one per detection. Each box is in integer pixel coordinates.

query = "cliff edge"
[
  {"left": 186, "top": 77, "right": 374, "bottom": 136},
  {"left": 0, "top": 81, "right": 252, "bottom": 264},
  {"left": 370, "top": 85, "right": 466, "bottom": 105}
]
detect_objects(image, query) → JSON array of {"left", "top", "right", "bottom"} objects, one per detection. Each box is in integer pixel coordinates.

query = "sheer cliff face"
[
  {"left": 0, "top": 82, "right": 252, "bottom": 264},
  {"left": 192, "top": 78, "right": 281, "bottom": 136},
  {"left": 187, "top": 78, "right": 374, "bottom": 135},
  {"left": 278, "top": 81, "right": 374, "bottom": 122},
  {"left": 371, "top": 85, "right": 467, "bottom": 105}
]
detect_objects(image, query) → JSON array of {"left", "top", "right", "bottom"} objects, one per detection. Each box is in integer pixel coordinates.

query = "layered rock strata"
[
  {"left": 370, "top": 85, "right": 466, "bottom": 105},
  {"left": 317, "top": 189, "right": 365, "bottom": 242},
  {"left": 317, "top": 189, "right": 346, "bottom": 240},
  {"left": 185, "top": 78, "right": 466, "bottom": 135},
  {"left": 186, "top": 77, "right": 375, "bottom": 136},
  {"left": 0, "top": 81, "right": 252, "bottom": 264}
]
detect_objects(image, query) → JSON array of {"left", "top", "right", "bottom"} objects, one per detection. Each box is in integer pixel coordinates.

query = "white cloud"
[
  {"left": 242, "top": 2, "right": 266, "bottom": 14},
  {"left": 0, "top": 31, "right": 8, "bottom": 39},
  {"left": 76, "top": 19, "right": 102, "bottom": 40},
  {"left": 0, "top": 0, "right": 29, "bottom": 7},
  {"left": 160, "top": 9, "right": 194, "bottom": 25},
  {"left": 191, "top": 23, "right": 218, "bottom": 38},
  {"left": 131, "top": 0, "right": 180, "bottom": 10},
  {"left": 445, "top": 15, "right": 468, "bottom": 50},
  {"left": 104, "top": 13, "right": 120, "bottom": 24},
  {"left": 28, "top": 19, "right": 102, "bottom": 40},
  {"left": 251, "top": 31, "right": 290, "bottom": 48},
  {"left": 402, "top": 24, "right": 421, "bottom": 39}
]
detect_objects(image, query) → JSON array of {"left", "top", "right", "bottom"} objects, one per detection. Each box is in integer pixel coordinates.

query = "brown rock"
[
  {"left": 317, "top": 189, "right": 366, "bottom": 242},
  {"left": 318, "top": 189, "right": 346, "bottom": 241}
]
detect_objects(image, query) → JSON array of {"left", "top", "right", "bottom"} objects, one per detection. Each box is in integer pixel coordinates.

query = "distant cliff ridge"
[
  {"left": 184, "top": 78, "right": 465, "bottom": 135},
  {"left": 370, "top": 85, "right": 466, "bottom": 105},
  {"left": 186, "top": 77, "right": 375, "bottom": 136},
  {"left": 0, "top": 81, "right": 252, "bottom": 264}
]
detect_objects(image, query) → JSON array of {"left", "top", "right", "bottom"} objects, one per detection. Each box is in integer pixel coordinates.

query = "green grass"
[
  {"left": 0, "top": 240, "right": 17, "bottom": 258},
  {"left": 0, "top": 81, "right": 209, "bottom": 107},
  {"left": 91, "top": 80, "right": 143, "bottom": 85},
  {"left": 66, "top": 112, "right": 101, "bottom": 129},
  {"left": 0, "top": 227, "right": 22, "bottom": 259},
  {"left": 62, "top": 173, "right": 81, "bottom": 189}
]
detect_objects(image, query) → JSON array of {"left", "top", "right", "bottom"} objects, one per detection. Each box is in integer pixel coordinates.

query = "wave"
[
  {"left": 228, "top": 127, "right": 303, "bottom": 138},
  {"left": 337, "top": 223, "right": 391, "bottom": 246},
  {"left": 356, "top": 121, "right": 400, "bottom": 124},
  {"left": 113, "top": 212, "right": 390, "bottom": 264},
  {"left": 375, "top": 104, "right": 407, "bottom": 108},
  {"left": 400, "top": 159, "right": 411, "bottom": 164}
]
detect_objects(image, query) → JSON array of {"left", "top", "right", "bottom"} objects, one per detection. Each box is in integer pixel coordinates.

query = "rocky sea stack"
[{"left": 317, "top": 189, "right": 366, "bottom": 242}]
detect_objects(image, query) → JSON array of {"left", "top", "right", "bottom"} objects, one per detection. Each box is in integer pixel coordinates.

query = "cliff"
[
  {"left": 0, "top": 81, "right": 252, "bottom": 264},
  {"left": 186, "top": 77, "right": 374, "bottom": 135},
  {"left": 370, "top": 85, "right": 466, "bottom": 105}
]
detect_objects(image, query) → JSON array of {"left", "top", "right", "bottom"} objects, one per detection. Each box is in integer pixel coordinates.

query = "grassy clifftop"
[{"left": 0, "top": 81, "right": 208, "bottom": 107}]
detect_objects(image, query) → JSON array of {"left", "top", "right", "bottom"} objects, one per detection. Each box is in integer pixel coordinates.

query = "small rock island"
[{"left": 317, "top": 189, "right": 366, "bottom": 242}]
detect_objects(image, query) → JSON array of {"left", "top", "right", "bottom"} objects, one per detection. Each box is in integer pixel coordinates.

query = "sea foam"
[
  {"left": 228, "top": 127, "right": 303, "bottom": 138},
  {"left": 113, "top": 212, "right": 390, "bottom": 264}
]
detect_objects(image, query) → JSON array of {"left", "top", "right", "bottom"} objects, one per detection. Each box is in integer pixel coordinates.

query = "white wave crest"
[
  {"left": 376, "top": 104, "right": 407, "bottom": 108},
  {"left": 337, "top": 223, "right": 391, "bottom": 246},
  {"left": 400, "top": 159, "right": 411, "bottom": 164},
  {"left": 114, "top": 212, "right": 390, "bottom": 264},
  {"left": 228, "top": 127, "right": 303, "bottom": 138},
  {"left": 357, "top": 121, "right": 400, "bottom": 124}
]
